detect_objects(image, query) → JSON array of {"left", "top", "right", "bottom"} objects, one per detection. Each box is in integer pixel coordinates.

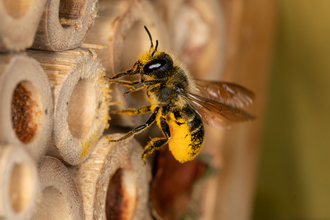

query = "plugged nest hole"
[
  {"left": 9, "top": 161, "right": 34, "bottom": 213},
  {"left": 106, "top": 169, "right": 137, "bottom": 220},
  {"left": 11, "top": 82, "right": 42, "bottom": 143},
  {"left": 2, "top": 0, "right": 34, "bottom": 19}
]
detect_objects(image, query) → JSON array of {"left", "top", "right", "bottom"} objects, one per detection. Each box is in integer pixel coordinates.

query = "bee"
[{"left": 107, "top": 26, "right": 255, "bottom": 163}]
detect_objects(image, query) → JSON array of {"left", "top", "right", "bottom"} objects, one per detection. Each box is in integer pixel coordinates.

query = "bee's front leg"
[{"left": 107, "top": 79, "right": 140, "bottom": 88}]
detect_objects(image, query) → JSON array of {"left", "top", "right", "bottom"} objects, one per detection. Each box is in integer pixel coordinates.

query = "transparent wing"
[
  {"left": 195, "top": 79, "right": 255, "bottom": 108},
  {"left": 182, "top": 90, "right": 255, "bottom": 129}
]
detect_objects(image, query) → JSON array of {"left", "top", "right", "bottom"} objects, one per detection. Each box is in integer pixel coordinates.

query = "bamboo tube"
[
  {"left": 0, "top": 144, "right": 39, "bottom": 220},
  {"left": 84, "top": 0, "right": 169, "bottom": 127},
  {"left": 0, "top": 0, "right": 47, "bottom": 52},
  {"left": 68, "top": 134, "right": 151, "bottom": 220},
  {"left": 26, "top": 48, "right": 110, "bottom": 165},
  {"left": 0, "top": 55, "right": 53, "bottom": 162},
  {"left": 31, "top": 0, "right": 98, "bottom": 51},
  {"left": 33, "top": 156, "right": 85, "bottom": 220},
  {"left": 153, "top": 0, "right": 225, "bottom": 79}
]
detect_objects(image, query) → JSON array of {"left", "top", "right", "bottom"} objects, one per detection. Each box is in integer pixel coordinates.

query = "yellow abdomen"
[{"left": 166, "top": 113, "right": 202, "bottom": 163}]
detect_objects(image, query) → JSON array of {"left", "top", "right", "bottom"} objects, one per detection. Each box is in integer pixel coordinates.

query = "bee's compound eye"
[{"left": 143, "top": 59, "right": 167, "bottom": 73}]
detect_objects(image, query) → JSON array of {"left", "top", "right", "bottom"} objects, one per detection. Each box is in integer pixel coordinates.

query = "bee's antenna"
[
  {"left": 144, "top": 26, "right": 153, "bottom": 50},
  {"left": 152, "top": 40, "right": 158, "bottom": 56}
]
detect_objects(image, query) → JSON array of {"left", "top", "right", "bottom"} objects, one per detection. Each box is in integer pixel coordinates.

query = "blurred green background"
[{"left": 253, "top": 0, "right": 330, "bottom": 219}]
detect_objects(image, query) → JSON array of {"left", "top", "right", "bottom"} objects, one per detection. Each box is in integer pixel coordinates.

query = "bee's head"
[{"left": 134, "top": 26, "right": 174, "bottom": 79}]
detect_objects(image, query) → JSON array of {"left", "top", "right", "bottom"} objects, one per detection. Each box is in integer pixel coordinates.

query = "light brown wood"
[
  {"left": 0, "top": 0, "right": 47, "bottom": 51},
  {"left": 32, "top": 0, "right": 98, "bottom": 51},
  {"left": 68, "top": 134, "right": 151, "bottom": 220},
  {"left": 33, "top": 156, "right": 85, "bottom": 220},
  {"left": 0, "top": 54, "right": 53, "bottom": 162},
  {"left": 27, "top": 48, "right": 110, "bottom": 165},
  {"left": 0, "top": 144, "right": 39, "bottom": 220},
  {"left": 212, "top": 0, "right": 276, "bottom": 219},
  {"left": 84, "top": 0, "right": 169, "bottom": 127},
  {"left": 153, "top": 0, "right": 225, "bottom": 79}
]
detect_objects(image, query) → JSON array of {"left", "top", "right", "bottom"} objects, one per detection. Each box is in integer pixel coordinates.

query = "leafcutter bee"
[{"left": 107, "top": 26, "right": 255, "bottom": 163}]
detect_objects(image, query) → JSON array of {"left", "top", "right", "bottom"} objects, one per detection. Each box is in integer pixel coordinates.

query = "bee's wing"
[
  {"left": 182, "top": 91, "right": 255, "bottom": 129},
  {"left": 194, "top": 79, "right": 255, "bottom": 108}
]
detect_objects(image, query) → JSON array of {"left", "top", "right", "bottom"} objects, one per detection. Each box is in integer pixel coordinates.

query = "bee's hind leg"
[
  {"left": 109, "top": 106, "right": 160, "bottom": 143},
  {"left": 141, "top": 117, "right": 170, "bottom": 164},
  {"left": 110, "top": 105, "right": 152, "bottom": 115}
]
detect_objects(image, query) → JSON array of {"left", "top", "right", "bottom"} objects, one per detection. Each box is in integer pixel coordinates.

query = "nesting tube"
[
  {"left": 32, "top": 0, "right": 98, "bottom": 51},
  {"left": 0, "top": 0, "right": 47, "bottom": 51},
  {"left": 27, "top": 48, "right": 110, "bottom": 165},
  {"left": 33, "top": 156, "right": 85, "bottom": 220},
  {"left": 68, "top": 134, "right": 151, "bottom": 220},
  {"left": 0, "top": 55, "right": 53, "bottom": 162},
  {"left": 0, "top": 144, "right": 39, "bottom": 220},
  {"left": 154, "top": 0, "right": 225, "bottom": 79},
  {"left": 84, "top": 0, "right": 169, "bottom": 127}
]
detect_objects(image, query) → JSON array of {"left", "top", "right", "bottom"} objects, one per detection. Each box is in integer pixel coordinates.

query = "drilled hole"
[
  {"left": 9, "top": 161, "right": 34, "bottom": 213},
  {"left": 67, "top": 79, "right": 96, "bottom": 139},
  {"left": 106, "top": 169, "right": 137, "bottom": 220},
  {"left": 2, "top": 0, "right": 34, "bottom": 19},
  {"left": 11, "top": 82, "right": 42, "bottom": 143},
  {"left": 59, "top": 0, "right": 86, "bottom": 28}
]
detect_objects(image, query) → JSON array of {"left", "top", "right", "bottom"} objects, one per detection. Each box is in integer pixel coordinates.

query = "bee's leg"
[
  {"left": 108, "top": 80, "right": 140, "bottom": 87},
  {"left": 107, "top": 61, "right": 141, "bottom": 80},
  {"left": 123, "top": 80, "right": 162, "bottom": 95},
  {"left": 110, "top": 105, "right": 152, "bottom": 115},
  {"left": 141, "top": 117, "right": 170, "bottom": 163},
  {"left": 109, "top": 106, "right": 160, "bottom": 143},
  {"left": 105, "top": 69, "right": 133, "bottom": 80},
  {"left": 123, "top": 83, "right": 145, "bottom": 95}
]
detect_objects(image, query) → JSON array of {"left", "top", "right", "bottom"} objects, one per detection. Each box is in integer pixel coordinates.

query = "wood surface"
[
  {"left": 33, "top": 156, "right": 84, "bottom": 220},
  {"left": 68, "top": 134, "right": 151, "bottom": 220},
  {"left": 32, "top": 0, "right": 98, "bottom": 51},
  {"left": 0, "top": 144, "right": 39, "bottom": 220},
  {"left": 0, "top": 0, "right": 47, "bottom": 51},
  {"left": 27, "top": 48, "right": 110, "bottom": 165},
  {"left": 0, "top": 55, "right": 53, "bottom": 162}
]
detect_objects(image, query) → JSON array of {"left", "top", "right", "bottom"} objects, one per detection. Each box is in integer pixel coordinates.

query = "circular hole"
[
  {"left": 59, "top": 0, "right": 86, "bottom": 28},
  {"left": 9, "top": 161, "right": 34, "bottom": 213},
  {"left": 106, "top": 169, "right": 137, "bottom": 220},
  {"left": 11, "top": 81, "right": 42, "bottom": 143},
  {"left": 2, "top": 0, "right": 34, "bottom": 19},
  {"left": 67, "top": 79, "right": 96, "bottom": 139},
  {"left": 122, "top": 21, "right": 150, "bottom": 104},
  {"left": 33, "top": 186, "right": 70, "bottom": 220}
]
